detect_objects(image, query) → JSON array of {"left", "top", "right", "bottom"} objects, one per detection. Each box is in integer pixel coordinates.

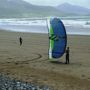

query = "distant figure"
[
  {"left": 19, "top": 37, "right": 23, "bottom": 46},
  {"left": 65, "top": 47, "right": 70, "bottom": 64}
]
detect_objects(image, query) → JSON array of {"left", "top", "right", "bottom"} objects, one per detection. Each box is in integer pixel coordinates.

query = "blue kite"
[{"left": 48, "top": 17, "right": 67, "bottom": 60}]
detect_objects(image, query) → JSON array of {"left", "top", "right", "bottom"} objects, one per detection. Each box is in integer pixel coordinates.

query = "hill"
[
  {"left": 56, "top": 3, "right": 90, "bottom": 15},
  {"left": 0, "top": 0, "right": 90, "bottom": 18},
  {"left": 0, "top": 0, "right": 67, "bottom": 18}
]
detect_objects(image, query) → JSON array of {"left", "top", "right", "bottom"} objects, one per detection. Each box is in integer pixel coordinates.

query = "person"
[
  {"left": 65, "top": 47, "right": 70, "bottom": 64},
  {"left": 19, "top": 37, "right": 23, "bottom": 46}
]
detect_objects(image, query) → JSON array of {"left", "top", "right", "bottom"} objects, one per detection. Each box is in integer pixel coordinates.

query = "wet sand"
[{"left": 0, "top": 30, "right": 90, "bottom": 90}]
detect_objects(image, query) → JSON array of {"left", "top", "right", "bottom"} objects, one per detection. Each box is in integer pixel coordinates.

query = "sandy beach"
[{"left": 0, "top": 30, "right": 90, "bottom": 90}]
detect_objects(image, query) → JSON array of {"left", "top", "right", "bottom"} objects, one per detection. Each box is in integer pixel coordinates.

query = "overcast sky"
[{"left": 23, "top": 0, "right": 90, "bottom": 9}]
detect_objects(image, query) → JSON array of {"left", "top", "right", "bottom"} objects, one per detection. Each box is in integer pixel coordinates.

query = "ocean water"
[{"left": 0, "top": 18, "right": 90, "bottom": 35}]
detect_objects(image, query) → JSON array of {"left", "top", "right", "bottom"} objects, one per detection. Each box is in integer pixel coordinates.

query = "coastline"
[{"left": 0, "top": 30, "right": 90, "bottom": 90}]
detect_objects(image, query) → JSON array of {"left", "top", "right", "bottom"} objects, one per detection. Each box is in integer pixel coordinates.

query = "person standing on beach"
[
  {"left": 65, "top": 47, "right": 70, "bottom": 64},
  {"left": 19, "top": 37, "right": 23, "bottom": 46}
]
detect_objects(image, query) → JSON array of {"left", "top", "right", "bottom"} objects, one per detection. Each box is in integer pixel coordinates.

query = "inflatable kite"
[{"left": 48, "top": 17, "right": 67, "bottom": 60}]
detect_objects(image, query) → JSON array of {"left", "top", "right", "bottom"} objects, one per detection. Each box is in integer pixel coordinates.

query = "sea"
[{"left": 0, "top": 17, "right": 90, "bottom": 35}]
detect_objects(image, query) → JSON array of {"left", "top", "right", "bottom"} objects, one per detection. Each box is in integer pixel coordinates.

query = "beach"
[{"left": 0, "top": 30, "right": 90, "bottom": 90}]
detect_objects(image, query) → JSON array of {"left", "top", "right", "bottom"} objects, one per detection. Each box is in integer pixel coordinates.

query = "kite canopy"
[{"left": 48, "top": 17, "right": 67, "bottom": 60}]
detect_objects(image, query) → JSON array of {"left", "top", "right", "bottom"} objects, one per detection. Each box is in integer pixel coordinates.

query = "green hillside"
[{"left": 0, "top": 0, "right": 70, "bottom": 18}]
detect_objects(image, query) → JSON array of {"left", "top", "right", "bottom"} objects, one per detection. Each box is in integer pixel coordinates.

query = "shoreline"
[
  {"left": 0, "top": 28, "right": 90, "bottom": 36},
  {"left": 0, "top": 30, "right": 90, "bottom": 90}
]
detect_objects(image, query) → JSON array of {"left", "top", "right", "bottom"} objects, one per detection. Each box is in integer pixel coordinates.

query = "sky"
[{"left": 23, "top": 0, "right": 90, "bottom": 9}]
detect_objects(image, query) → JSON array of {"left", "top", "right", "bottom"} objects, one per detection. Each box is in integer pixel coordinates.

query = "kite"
[{"left": 47, "top": 17, "right": 67, "bottom": 60}]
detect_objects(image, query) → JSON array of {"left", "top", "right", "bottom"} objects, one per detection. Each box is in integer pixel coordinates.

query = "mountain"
[
  {"left": 56, "top": 3, "right": 90, "bottom": 15},
  {"left": 0, "top": 0, "right": 90, "bottom": 18},
  {"left": 0, "top": 0, "right": 68, "bottom": 18}
]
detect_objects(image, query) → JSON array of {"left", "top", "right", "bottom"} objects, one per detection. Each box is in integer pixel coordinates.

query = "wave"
[{"left": 0, "top": 18, "right": 90, "bottom": 35}]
